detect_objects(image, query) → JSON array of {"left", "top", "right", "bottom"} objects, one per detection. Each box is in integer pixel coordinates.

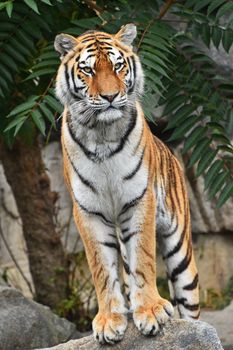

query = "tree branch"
[
  {"left": 0, "top": 219, "right": 34, "bottom": 295},
  {"left": 137, "top": 0, "right": 176, "bottom": 52},
  {"left": 158, "top": 0, "right": 176, "bottom": 19}
]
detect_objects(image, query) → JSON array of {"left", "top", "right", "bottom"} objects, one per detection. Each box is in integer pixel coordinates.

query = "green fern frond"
[
  {"left": 5, "top": 86, "right": 61, "bottom": 136},
  {"left": 159, "top": 36, "right": 233, "bottom": 206}
]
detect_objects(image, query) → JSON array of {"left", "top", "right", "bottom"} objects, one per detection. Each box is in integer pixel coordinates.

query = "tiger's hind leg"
[
  {"left": 159, "top": 163, "right": 200, "bottom": 320},
  {"left": 163, "top": 214, "right": 200, "bottom": 320}
]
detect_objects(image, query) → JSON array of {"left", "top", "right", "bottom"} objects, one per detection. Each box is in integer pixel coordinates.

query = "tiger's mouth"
[
  {"left": 69, "top": 95, "right": 128, "bottom": 126},
  {"left": 96, "top": 108, "right": 124, "bottom": 122},
  {"left": 88, "top": 96, "right": 128, "bottom": 111}
]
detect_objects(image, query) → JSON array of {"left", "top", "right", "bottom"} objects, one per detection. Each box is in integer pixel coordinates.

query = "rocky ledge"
[
  {"left": 0, "top": 286, "right": 224, "bottom": 350},
  {"left": 36, "top": 319, "right": 223, "bottom": 350},
  {"left": 0, "top": 286, "right": 81, "bottom": 350}
]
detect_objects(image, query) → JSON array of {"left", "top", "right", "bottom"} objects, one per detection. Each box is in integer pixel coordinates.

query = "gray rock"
[
  {"left": 36, "top": 319, "right": 223, "bottom": 350},
  {"left": 0, "top": 286, "right": 81, "bottom": 350},
  {"left": 201, "top": 301, "right": 233, "bottom": 349}
]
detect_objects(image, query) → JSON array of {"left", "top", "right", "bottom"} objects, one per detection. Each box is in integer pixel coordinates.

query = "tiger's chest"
[{"left": 67, "top": 143, "right": 148, "bottom": 222}]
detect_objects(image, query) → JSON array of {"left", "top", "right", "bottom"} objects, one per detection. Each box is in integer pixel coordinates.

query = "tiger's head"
[{"left": 54, "top": 24, "right": 143, "bottom": 124}]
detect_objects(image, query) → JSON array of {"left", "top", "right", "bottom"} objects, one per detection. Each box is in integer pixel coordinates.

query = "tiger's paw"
[
  {"left": 133, "top": 298, "right": 174, "bottom": 336},
  {"left": 93, "top": 312, "right": 127, "bottom": 344}
]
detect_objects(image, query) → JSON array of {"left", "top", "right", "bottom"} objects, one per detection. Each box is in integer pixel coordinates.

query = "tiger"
[{"left": 54, "top": 23, "right": 200, "bottom": 344}]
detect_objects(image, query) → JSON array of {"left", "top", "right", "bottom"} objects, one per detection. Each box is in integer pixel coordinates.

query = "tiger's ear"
[
  {"left": 115, "top": 23, "right": 137, "bottom": 47},
  {"left": 54, "top": 33, "right": 78, "bottom": 58}
]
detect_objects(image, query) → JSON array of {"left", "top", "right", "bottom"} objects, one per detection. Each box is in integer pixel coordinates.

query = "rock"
[
  {"left": 35, "top": 319, "right": 223, "bottom": 350},
  {"left": 0, "top": 286, "right": 81, "bottom": 350},
  {"left": 201, "top": 301, "right": 233, "bottom": 349}
]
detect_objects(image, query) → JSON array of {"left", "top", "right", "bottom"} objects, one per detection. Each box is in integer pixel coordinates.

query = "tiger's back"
[{"left": 55, "top": 24, "right": 199, "bottom": 345}]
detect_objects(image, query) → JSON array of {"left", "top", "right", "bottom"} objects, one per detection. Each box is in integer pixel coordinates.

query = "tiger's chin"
[{"left": 97, "top": 107, "right": 123, "bottom": 123}]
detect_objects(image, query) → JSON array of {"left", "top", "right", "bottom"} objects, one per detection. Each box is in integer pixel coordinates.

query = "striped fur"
[{"left": 54, "top": 24, "right": 199, "bottom": 344}]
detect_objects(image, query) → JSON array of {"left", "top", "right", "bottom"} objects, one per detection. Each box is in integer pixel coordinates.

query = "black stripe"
[
  {"left": 100, "top": 275, "right": 109, "bottom": 293},
  {"left": 81, "top": 38, "right": 95, "bottom": 43},
  {"left": 64, "top": 145, "right": 97, "bottom": 193},
  {"left": 97, "top": 36, "right": 112, "bottom": 40},
  {"left": 120, "top": 216, "right": 131, "bottom": 225},
  {"left": 183, "top": 273, "right": 199, "bottom": 291},
  {"left": 85, "top": 42, "right": 96, "bottom": 49},
  {"left": 126, "top": 57, "right": 134, "bottom": 93},
  {"left": 76, "top": 200, "right": 114, "bottom": 227},
  {"left": 71, "top": 66, "right": 77, "bottom": 92},
  {"left": 164, "top": 222, "right": 186, "bottom": 259},
  {"left": 122, "top": 231, "right": 139, "bottom": 244},
  {"left": 176, "top": 298, "right": 200, "bottom": 311},
  {"left": 87, "top": 48, "right": 96, "bottom": 53},
  {"left": 64, "top": 63, "right": 70, "bottom": 89},
  {"left": 71, "top": 66, "right": 86, "bottom": 94},
  {"left": 131, "top": 56, "right": 136, "bottom": 77},
  {"left": 112, "top": 278, "right": 119, "bottom": 289},
  {"left": 191, "top": 310, "right": 200, "bottom": 319},
  {"left": 75, "top": 54, "right": 80, "bottom": 62},
  {"left": 120, "top": 187, "right": 147, "bottom": 216},
  {"left": 85, "top": 54, "right": 95, "bottom": 60},
  {"left": 123, "top": 261, "right": 130, "bottom": 275},
  {"left": 122, "top": 227, "right": 129, "bottom": 234},
  {"left": 136, "top": 269, "right": 147, "bottom": 282},
  {"left": 77, "top": 170, "right": 97, "bottom": 193},
  {"left": 100, "top": 241, "right": 120, "bottom": 251},
  {"left": 170, "top": 247, "right": 192, "bottom": 283},
  {"left": 123, "top": 148, "right": 145, "bottom": 181},
  {"left": 163, "top": 222, "right": 178, "bottom": 238},
  {"left": 98, "top": 42, "right": 113, "bottom": 48},
  {"left": 128, "top": 56, "right": 136, "bottom": 94},
  {"left": 109, "top": 108, "right": 137, "bottom": 158},
  {"left": 171, "top": 299, "right": 177, "bottom": 306},
  {"left": 67, "top": 122, "right": 98, "bottom": 161}
]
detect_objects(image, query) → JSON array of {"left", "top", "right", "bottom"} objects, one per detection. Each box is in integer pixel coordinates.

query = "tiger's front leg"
[
  {"left": 73, "top": 204, "right": 128, "bottom": 344},
  {"left": 120, "top": 187, "right": 174, "bottom": 335}
]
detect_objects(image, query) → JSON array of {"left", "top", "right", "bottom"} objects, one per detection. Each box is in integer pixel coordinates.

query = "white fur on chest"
[{"left": 63, "top": 115, "right": 148, "bottom": 222}]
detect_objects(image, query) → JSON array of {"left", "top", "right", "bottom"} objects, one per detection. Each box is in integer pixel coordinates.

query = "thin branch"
[
  {"left": 158, "top": 0, "right": 176, "bottom": 20},
  {"left": 0, "top": 189, "right": 19, "bottom": 220},
  {"left": 31, "top": 76, "right": 55, "bottom": 114},
  {"left": 82, "top": 0, "right": 104, "bottom": 14},
  {"left": 82, "top": 0, "right": 106, "bottom": 25},
  {"left": 137, "top": 0, "right": 176, "bottom": 52},
  {"left": 0, "top": 219, "right": 34, "bottom": 295}
]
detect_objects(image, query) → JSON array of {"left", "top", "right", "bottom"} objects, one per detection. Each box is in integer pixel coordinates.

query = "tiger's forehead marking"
[
  {"left": 78, "top": 42, "right": 123, "bottom": 68},
  {"left": 79, "top": 31, "right": 113, "bottom": 43}
]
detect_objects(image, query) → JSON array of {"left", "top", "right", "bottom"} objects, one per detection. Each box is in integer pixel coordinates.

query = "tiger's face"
[{"left": 54, "top": 24, "right": 144, "bottom": 124}]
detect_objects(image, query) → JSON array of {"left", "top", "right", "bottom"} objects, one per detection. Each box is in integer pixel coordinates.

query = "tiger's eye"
[
  {"left": 83, "top": 67, "right": 92, "bottom": 74},
  {"left": 115, "top": 63, "right": 122, "bottom": 70}
]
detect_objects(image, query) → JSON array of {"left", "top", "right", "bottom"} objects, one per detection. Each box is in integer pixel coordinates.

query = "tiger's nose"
[{"left": 100, "top": 93, "right": 118, "bottom": 102}]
